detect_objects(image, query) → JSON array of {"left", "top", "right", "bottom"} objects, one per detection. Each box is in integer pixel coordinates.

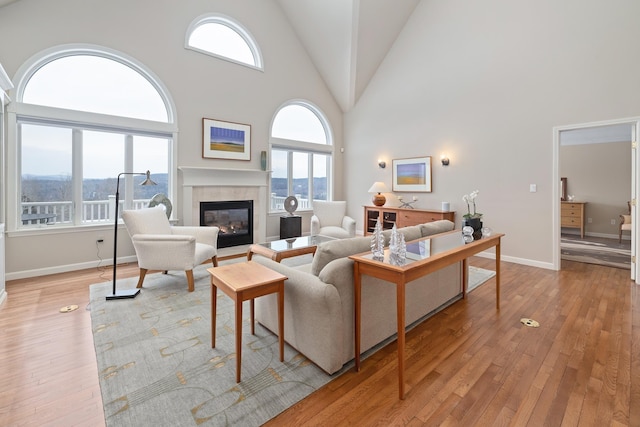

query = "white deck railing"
[{"left": 21, "top": 194, "right": 315, "bottom": 226}]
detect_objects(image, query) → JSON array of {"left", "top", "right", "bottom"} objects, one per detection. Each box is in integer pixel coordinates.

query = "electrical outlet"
[
  {"left": 611, "top": 219, "right": 616, "bottom": 225},
  {"left": 97, "top": 237, "right": 104, "bottom": 243},
  {"left": 587, "top": 218, "right": 592, "bottom": 223}
]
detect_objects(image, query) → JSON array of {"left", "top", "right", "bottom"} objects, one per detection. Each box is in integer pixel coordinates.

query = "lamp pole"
[{"left": 107, "top": 170, "right": 156, "bottom": 300}]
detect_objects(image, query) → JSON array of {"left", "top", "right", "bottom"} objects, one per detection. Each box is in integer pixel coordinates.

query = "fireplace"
[{"left": 200, "top": 200, "right": 253, "bottom": 248}]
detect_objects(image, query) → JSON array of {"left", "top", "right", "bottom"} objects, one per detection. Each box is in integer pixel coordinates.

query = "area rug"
[
  {"left": 467, "top": 266, "right": 496, "bottom": 293},
  {"left": 89, "top": 263, "right": 333, "bottom": 427},
  {"left": 561, "top": 235, "right": 631, "bottom": 269},
  {"left": 90, "top": 259, "right": 499, "bottom": 426}
]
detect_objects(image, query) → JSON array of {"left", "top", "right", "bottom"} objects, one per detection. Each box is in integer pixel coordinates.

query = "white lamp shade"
[{"left": 368, "top": 181, "right": 390, "bottom": 194}]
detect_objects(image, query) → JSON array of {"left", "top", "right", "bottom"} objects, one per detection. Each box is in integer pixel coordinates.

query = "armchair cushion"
[
  {"left": 122, "top": 206, "right": 172, "bottom": 235},
  {"left": 312, "top": 200, "right": 346, "bottom": 227},
  {"left": 310, "top": 200, "right": 356, "bottom": 239}
]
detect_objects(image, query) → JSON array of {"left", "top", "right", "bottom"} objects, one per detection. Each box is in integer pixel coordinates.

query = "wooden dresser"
[
  {"left": 363, "top": 206, "right": 455, "bottom": 235},
  {"left": 561, "top": 201, "right": 586, "bottom": 238}
]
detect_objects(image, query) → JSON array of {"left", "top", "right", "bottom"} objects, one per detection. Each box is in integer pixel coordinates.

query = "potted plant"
[{"left": 462, "top": 190, "right": 483, "bottom": 239}]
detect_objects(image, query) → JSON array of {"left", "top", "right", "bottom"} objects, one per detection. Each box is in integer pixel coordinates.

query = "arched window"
[
  {"left": 269, "top": 101, "right": 333, "bottom": 212},
  {"left": 11, "top": 45, "right": 176, "bottom": 230},
  {"left": 185, "top": 14, "right": 263, "bottom": 70}
]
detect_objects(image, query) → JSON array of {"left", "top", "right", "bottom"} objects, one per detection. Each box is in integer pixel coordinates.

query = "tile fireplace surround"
[{"left": 179, "top": 167, "right": 269, "bottom": 245}]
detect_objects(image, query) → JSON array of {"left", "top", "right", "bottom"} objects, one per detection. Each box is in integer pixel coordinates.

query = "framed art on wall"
[
  {"left": 392, "top": 156, "right": 432, "bottom": 192},
  {"left": 202, "top": 118, "right": 251, "bottom": 160}
]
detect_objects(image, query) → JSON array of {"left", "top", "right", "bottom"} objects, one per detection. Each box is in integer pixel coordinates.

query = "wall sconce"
[
  {"left": 378, "top": 159, "right": 386, "bottom": 169},
  {"left": 441, "top": 155, "right": 450, "bottom": 166}
]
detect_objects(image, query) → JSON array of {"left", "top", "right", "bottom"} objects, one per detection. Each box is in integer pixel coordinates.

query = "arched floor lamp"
[{"left": 107, "top": 170, "right": 156, "bottom": 300}]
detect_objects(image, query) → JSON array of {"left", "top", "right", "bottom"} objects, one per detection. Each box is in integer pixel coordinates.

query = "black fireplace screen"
[{"left": 200, "top": 200, "right": 253, "bottom": 248}]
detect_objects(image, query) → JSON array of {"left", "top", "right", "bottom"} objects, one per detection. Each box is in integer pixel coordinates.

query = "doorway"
[{"left": 553, "top": 118, "right": 639, "bottom": 282}]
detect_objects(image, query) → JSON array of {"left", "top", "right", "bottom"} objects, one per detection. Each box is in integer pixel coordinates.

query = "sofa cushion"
[
  {"left": 382, "top": 224, "right": 423, "bottom": 244},
  {"left": 420, "top": 220, "right": 455, "bottom": 237},
  {"left": 311, "top": 235, "right": 371, "bottom": 276}
]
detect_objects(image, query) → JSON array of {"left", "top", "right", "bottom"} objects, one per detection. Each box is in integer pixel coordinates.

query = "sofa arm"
[
  {"left": 252, "top": 257, "right": 345, "bottom": 374},
  {"left": 310, "top": 215, "right": 321, "bottom": 235}
]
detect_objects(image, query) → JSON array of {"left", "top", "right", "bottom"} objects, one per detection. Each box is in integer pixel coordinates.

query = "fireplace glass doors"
[{"left": 200, "top": 200, "right": 253, "bottom": 248}]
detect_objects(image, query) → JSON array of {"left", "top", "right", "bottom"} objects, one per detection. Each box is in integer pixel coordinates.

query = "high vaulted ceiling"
[
  {"left": 277, "top": 0, "right": 420, "bottom": 112},
  {"left": 0, "top": 0, "right": 420, "bottom": 113}
]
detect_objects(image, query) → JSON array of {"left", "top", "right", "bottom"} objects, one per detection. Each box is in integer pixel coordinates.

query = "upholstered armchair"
[
  {"left": 121, "top": 207, "right": 219, "bottom": 292},
  {"left": 310, "top": 200, "right": 356, "bottom": 239},
  {"left": 619, "top": 201, "right": 632, "bottom": 243}
]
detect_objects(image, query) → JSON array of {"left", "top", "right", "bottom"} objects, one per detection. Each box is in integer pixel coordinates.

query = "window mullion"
[
  {"left": 308, "top": 154, "right": 314, "bottom": 201},
  {"left": 72, "top": 129, "right": 83, "bottom": 225},
  {"left": 123, "top": 134, "right": 134, "bottom": 210}
]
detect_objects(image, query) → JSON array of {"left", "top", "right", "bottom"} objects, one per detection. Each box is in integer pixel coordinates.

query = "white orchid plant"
[{"left": 462, "top": 190, "right": 482, "bottom": 219}]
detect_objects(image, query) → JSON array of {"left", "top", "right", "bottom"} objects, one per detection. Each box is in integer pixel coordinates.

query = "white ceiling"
[
  {"left": 0, "top": 0, "right": 419, "bottom": 113},
  {"left": 277, "top": 0, "right": 420, "bottom": 112}
]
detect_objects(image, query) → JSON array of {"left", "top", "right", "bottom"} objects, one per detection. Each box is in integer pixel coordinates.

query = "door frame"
[{"left": 552, "top": 117, "right": 639, "bottom": 282}]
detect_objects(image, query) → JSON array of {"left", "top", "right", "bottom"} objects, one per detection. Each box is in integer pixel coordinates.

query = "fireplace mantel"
[
  {"left": 179, "top": 166, "right": 269, "bottom": 244},
  {"left": 179, "top": 166, "right": 268, "bottom": 187}
]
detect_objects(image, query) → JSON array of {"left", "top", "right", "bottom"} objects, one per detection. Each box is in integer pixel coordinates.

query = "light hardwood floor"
[{"left": 1, "top": 258, "right": 638, "bottom": 426}]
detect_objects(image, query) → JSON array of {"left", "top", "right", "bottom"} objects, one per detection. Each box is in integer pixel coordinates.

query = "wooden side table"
[{"left": 208, "top": 261, "right": 287, "bottom": 382}]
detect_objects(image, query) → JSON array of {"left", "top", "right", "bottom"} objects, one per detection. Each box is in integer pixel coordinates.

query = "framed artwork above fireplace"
[{"left": 202, "top": 118, "right": 251, "bottom": 160}]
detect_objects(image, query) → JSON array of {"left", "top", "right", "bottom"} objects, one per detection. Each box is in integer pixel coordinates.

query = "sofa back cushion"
[
  {"left": 381, "top": 225, "right": 423, "bottom": 244},
  {"left": 420, "top": 220, "right": 455, "bottom": 237},
  {"left": 311, "top": 235, "right": 371, "bottom": 276}
]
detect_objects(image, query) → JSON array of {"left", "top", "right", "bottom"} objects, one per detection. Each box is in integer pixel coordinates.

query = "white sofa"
[{"left": 252, "top": 220, "right": 462, "bottom": 374}]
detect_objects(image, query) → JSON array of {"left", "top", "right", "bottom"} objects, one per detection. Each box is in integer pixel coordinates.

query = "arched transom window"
[
  {"left": 11, "top": 45, "right": 176, "bottom": 230},
  {"left": 269, "top": 101, "right": 333, "bottom": 212},
  {"left": 185, "top": 14, "right": 263, "bottom": 70}
]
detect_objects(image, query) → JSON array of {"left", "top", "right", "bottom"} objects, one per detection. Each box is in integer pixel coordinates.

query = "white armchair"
[
  {"left": 310, "top": 200, "right": 356, "bottom": 239},
  {"left": 121, "top": 207, "right": 219, "bottom": 292}
]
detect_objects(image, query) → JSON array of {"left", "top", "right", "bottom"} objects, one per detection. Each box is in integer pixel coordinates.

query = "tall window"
[
  {"left": 270, "top": 102, "right": 333, "bottom": 212},
  {"left": 13, "top": 46, "right": 176, "bottom": 229},
  {"left": 185, "top": 14, "right": 263, "bottom": 70}
]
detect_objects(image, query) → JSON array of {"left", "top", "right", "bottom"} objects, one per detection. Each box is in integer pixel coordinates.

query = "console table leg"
[
  {"left": 397, "top": 282, "right": 406, "bottom": 399},
  {"left": 496, "top": 241, "right": 501, "bottom": 310},
  {"left": 354, "top": 263, "right": 362, "bottom": 372}
]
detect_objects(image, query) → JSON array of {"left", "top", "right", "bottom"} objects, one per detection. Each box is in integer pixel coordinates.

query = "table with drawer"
[{"left": 561, "top": 201, "right": 586, "bottom": 238}]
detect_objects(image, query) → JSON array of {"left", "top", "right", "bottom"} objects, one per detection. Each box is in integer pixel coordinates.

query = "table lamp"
[{"left": 368, "top": 181, "right": 390, "bottom": 206}]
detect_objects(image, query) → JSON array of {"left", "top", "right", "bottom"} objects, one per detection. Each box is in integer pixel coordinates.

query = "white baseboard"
[{"left": 5, "top": 255, "right": 138, "bottom": 281}]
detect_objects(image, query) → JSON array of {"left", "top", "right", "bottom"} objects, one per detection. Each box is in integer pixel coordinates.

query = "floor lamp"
[{"left": 107, "top": 170, "right": 156, "bottom": 300}]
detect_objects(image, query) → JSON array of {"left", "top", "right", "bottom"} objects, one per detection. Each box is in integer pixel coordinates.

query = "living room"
[{"left": 1, "top": 0, "right": 639, "bottom": 425}]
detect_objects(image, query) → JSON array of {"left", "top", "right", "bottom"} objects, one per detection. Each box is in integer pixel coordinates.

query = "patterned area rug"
[
  {"left": 561, "top": 234, "right": 631, "bottom": 269},
  {"left": 89, "top": 262, "right": 333, "bottom": 427},
  {"left": 89, "top": 258, "right": 498, "bottom": 426}
]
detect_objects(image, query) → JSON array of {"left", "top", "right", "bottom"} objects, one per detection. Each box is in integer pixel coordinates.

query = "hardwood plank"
[{"left": 0, "top": 257, "right": 638, "bottom": 426}]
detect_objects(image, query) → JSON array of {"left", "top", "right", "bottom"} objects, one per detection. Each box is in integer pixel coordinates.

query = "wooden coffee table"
[
  {"left": 247, "top": 234, "right": 335, "bottom": 262},
  {"left": 208, "top": 261, "right": 287, "bottom": 383}
]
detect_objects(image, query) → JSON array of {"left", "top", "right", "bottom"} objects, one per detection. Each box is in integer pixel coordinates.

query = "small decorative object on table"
[
  {"left": 398, "top": 195, "right": 418, "bottom": 209},
  {"left": 462, "top": 190, "right": 483, "bottom": 240},
  {"left": 283, "top": 196, "right": 298, "bottom": 215},
  {"left": 388, "top": 224, "right": 407, "bottom": 266},
  {"left": 370, "top": 217, "right": 385, "bottom": 260}
]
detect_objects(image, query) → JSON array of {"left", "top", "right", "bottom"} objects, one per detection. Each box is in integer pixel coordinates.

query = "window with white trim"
[
  {"left": 269, "top": 102, "right": 333, "bottom": 212},
  {"left": 12, "top": 46, "right": 175, "bottom": 230},
  {"left": 185, "top": 14, "right": 263, "bottom": 70}
]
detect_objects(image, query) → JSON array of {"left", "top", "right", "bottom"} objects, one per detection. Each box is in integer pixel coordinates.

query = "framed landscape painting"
[
  {"left": 202, "top": 118, "right": 251, "bottom": 160},
  {"left": 392, "top": 156, "right": 432, "bottom": 192}
]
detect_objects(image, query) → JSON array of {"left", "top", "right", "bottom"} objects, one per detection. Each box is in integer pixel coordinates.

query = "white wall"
[
  {"left": 344, "top": 0, "right": 640, "bottom": 267},
  {"left": 0, "top": 0, "right": 343, "bottom": 278}
]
